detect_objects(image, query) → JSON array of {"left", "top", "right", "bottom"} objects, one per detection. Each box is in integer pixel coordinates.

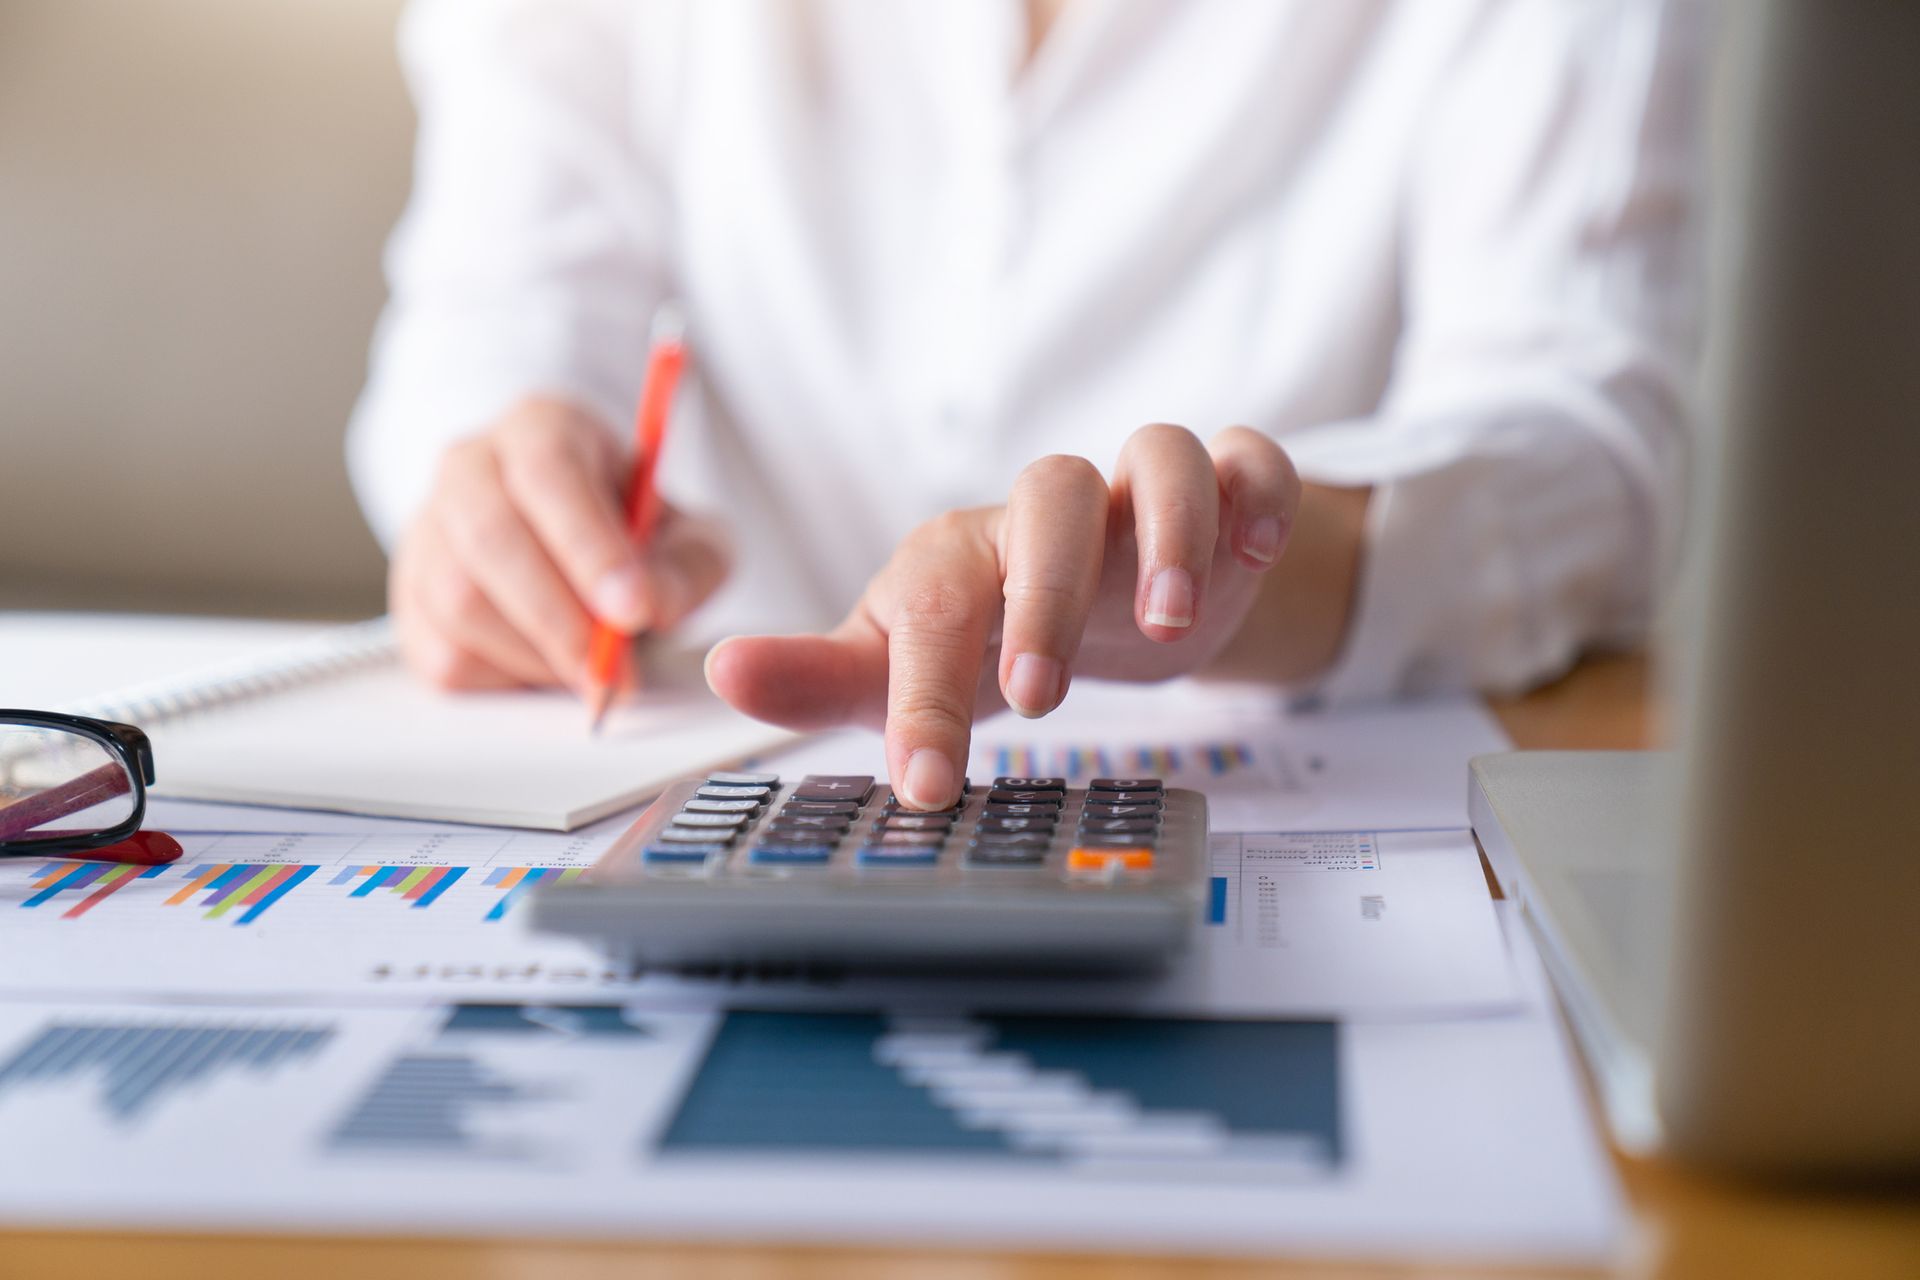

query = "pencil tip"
[{"left": 586, "top": 688, "right": 612, "bottom": 736}]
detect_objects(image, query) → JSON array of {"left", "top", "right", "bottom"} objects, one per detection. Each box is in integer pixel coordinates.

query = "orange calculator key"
[{"left": 1067, "top": 846, "right": 1154, "bottom": 873}]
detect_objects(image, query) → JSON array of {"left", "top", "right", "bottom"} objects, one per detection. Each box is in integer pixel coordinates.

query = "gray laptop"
[{"left": 1469, "top": 0, "right": 1919, "bottom": 1177}]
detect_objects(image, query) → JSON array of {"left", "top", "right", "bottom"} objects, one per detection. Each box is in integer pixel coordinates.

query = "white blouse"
[{"left": 349, "top": 0, "right": 1704, "bottom": 703}]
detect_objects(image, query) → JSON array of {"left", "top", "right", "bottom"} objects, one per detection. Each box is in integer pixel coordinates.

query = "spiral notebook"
[{"left": 61, "top": 618, "right": 797, "bottom": 830}]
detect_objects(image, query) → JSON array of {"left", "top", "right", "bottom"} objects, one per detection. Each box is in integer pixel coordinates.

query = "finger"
[
  {"left": 996, "top": 455, "right": 1108, "bottom": 717},
  {"left": 496, "top": 417, "right": 653, "bottom": 632},
  {"left": 1113, "top": 424, "right": 1221, "bottom": 641},
  {"left": 705, "top": 624, "right": 890, "bottom": 732},
  {"left": 1209, "top": 425, "right": 1303, "bottom": 570},
  {"left": 871, "top": 512, "right": 1003, "bottom": 809},
  {"left": 640, "top": 509, "right": 733, "bottom": 632},
  {"left": 433, "top": 440, "right": 595, "bottom": 689},
  {"left": 408, "top": 517, "right": 563, "bottom": 687},
  {"left": 391, "top": 578, "right": 523, "bottom": 692}
]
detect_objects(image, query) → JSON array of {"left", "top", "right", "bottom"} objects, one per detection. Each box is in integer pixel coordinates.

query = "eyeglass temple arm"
[{"left": 0, "top": 762, "right": 133, "bottom": 841}]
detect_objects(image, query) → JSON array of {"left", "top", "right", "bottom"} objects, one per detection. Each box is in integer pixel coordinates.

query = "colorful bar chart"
[
  {"left": 17, "top": 859, "right": 583, "bottom": 925},
  {"left": 481, "top": 866, "right": 584, "bottom": 921},
  {"left": 986, "top": 741, "right": 1248, "bottom": 781}
]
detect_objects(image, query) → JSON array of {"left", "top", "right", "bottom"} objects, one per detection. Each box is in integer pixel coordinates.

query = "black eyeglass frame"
[{"left": 0, "top": 709, "right": 155, "bottom": 856}]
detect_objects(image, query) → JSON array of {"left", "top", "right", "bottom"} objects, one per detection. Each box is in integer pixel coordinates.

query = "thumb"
[{"left": 704, "top": 624, "right": 888, "bottom": 732}]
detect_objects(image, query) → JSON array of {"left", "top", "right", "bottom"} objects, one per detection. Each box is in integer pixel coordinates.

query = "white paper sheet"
[
  {"left": 0, "top": 978, "right": 1621, "bottom": 1263},
  {"left": 0, "top": 826, "right": 1518, "bottom": 1017}
]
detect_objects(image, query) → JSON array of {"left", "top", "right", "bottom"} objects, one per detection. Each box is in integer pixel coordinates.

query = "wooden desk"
[{"left": 8, "top": 655, "right": 1917, "bottom": 1280}]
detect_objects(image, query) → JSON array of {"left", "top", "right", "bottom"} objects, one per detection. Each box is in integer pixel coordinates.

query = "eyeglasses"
[{"left": 0, "top": 710, "right": 182, "bottom": 864}]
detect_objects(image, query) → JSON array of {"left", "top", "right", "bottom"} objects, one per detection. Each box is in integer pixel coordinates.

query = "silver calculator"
[{"left": 528, "top": 772, "right": 1209, "bottom": 973}]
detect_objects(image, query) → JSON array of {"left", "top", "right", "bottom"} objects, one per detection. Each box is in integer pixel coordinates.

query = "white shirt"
[{"left": 350, "top": 0, "right": 1704, "bottom": 702}]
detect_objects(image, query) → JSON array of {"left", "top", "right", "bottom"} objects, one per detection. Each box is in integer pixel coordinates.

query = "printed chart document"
[
  {"left": 0, "top": 822, "right": 1517, "bottom": 1017},
  {"left": 0, "top": 968, "right": 1620, "bottom": 1262}
]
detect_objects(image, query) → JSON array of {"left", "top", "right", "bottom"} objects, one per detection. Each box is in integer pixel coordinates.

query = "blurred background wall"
[{"left": 0, "top": 0, "right": 411, "bottom": 618}]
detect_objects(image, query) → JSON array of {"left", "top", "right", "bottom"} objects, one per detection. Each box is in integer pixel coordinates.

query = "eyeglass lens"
[{"left": 0, "top": 725, "right": 137, "bottom": 844}]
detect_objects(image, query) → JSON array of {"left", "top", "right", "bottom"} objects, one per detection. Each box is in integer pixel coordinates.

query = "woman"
[{"left": 350, "top": 0, "right": 1702, "bottom": 809}]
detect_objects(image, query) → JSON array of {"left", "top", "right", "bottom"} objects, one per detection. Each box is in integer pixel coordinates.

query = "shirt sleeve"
[
  {"left": 347, "top": 0, "right": 674, "bottom": 548},
  {"left": 1284, "top": 0, "right": 1705, "bottom": 703}
]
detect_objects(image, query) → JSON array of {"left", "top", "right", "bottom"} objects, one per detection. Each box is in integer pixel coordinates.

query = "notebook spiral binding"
[{"left": 63, "top": 618, "right": 397, "bottom": 728}]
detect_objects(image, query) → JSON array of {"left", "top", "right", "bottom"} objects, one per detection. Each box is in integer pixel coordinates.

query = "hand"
[
  {"left": 706, "top": 424, "right": 1302, "bottom": 808},
  {"left": 391, "top": 397, "right": 730, "bottom": 690}
]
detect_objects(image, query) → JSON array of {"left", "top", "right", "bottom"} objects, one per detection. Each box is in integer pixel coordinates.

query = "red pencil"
[{"left": 586, "top": 308, "right": 687, "bottom": 734}]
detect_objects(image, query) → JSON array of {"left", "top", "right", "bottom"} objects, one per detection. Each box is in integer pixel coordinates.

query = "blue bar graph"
[{"left": 1207, "top": 875, "right": 1229, "bottom": 926}]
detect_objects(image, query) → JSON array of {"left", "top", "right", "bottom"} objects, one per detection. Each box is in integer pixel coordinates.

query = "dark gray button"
[
  {"left": 657, "top": 826, "right": 736, "bottom": 844},
  {"left": 671, "top": 811, "right": 749, "bottom": 829},
  {"left": 708, "top": 771, "right": 780, "bottom": 787},
  {"left": 967, "top": 845, "right": 1046, "bottom": 866},
  {"left": 781, "top": 800, "right": 858, "bottom": 817},
  {"left": 793, "top": 775, "right": 874, "bottom": 803},
  {"left": 697, "top": 784, "right": 772, "bottom": 801},
  {"left": 683, "top": 798, "right": 759, "bottom": 814},
  {"left": 1083, "top": 804, "right": 1161, "bottom": 820},
  {"left": 987, "top": 789, "right": 1063, "bottom": 806},
  {"left": 1089, "top": 778, "right": 1162, "bottom": 792},
  {"left": 978, "top": 816, "right": 1054, "bottom": 834},
  {"left": 992, "top": 776, "right": 1065, "bottom": 791},
  {"left": 971, "top": 830, "right": 1052, "bottom": 848},
  {"left": 984, "top": 803, "right": 1055, "bottom": 818},
  {"left": 1085, "top": 790, "right": 1163, "bottom": 807},
  {"left": 876, "top": 813, "right": 953, "bottom": 831},
  {"left": 1078, "top": 817, "right": 1159, "bottom": 835},
  {"left": 868, "top": 830, "right": 945, "bottom": 847},
  {"left": 1072, "top": 832, "right": 1159, "bottom": 849}
]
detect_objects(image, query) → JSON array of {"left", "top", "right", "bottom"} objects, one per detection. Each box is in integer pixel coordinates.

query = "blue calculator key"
[
  {"left": 857, "top": 845, "right": 941, "bottom": 867},
  {"left": 644, "top": 843, "right": 726, "bottom": 863},
  {"left": 750, "top": 843, "right": 835, "bottom": 864}
]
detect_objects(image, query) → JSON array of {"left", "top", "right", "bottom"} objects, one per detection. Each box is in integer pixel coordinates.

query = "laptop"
[{"left": 1470, "top": 0, "right": 1919, "bottom": 1177}]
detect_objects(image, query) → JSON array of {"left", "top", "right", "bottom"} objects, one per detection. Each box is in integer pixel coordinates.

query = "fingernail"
[
  {"left": 1145, "top": 567, "right": 1195, "bottom": 629},
  {"left": 1006, "top": 653, "right": 1064, "bottom": 718},
  {"left": 1243, "top": 515, "right": 1283, "bottom": 564},
  {"left": 592, "top": 566, "right": 650, "bottom": 632},
  {"left": 902, "top": 748, "right": 958, "bottom": 811}
]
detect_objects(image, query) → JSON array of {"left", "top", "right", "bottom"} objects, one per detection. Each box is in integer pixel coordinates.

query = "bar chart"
[{"left": 0, "top": 1017, "right": 332, "bottom": 1121}]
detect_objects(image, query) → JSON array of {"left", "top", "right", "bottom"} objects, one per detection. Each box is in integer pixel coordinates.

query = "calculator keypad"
[{"left": 638, "top": 772, "right": 1185, "bottom": 884}]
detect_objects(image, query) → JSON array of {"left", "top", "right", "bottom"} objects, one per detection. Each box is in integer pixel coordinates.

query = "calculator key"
[
  {"left": 984, "top": 802, "right": 1057, "bottom": 819},
  {"left": 792, "top": 775, "right": 875, "bottom": 803},
  {"left": 1084, "top": 790, "right": 1163, "bottom": 807},
  {"left": 762, "top": 823, "right": 847, "bottom": 843},
  {"left": 708, "top": 771, "right": 780, "bottom": 787},
  {"left": 765, "top": 813, "right": 849, "bottom": 830},
  {"left": 1089, "top": 778, "right": 1163, "bottom": 793},
  {"left": 657, "top": 826, "right": 737, "bottom": 844},
  {"left": 857, "top": 845, "right": 941, "bottom": 867},
  {"left": 697, "top": 784, "right": 772, "bottom": 802},
  {"left": 875, "top": 813, "right": 954, "bottom": 831},
  {"left": 986, "top": 789, "right": 1063, "bottom": 806},
  {"left": 1083, "top": 803, "right": 1161, "bottom": 820},
  {"left": 970, "top": 830, "right": 1053, "bottom": 848},
  {"left": 670, "top": 811, "right": 749, "bottom": 829},
  {"left": 967, "top": 844, "right": 1047, "bottom": 867},
  {"left": 644, "top": 843, "right": 727, "bottom": 864},
  {"left": 781, "top": 800, "right": 859, "bottom": 817},
  {"left": 1071, "top": 832, "right": 1159, "bottom": 849},
  {"left": 750, "top": 843, "right": 835, "bottom": 865},
  {"left": 977, "top": 816, "right": 1054, "bottom": 834},
  {"left": 1078, "top": 817, "right": 1160, "bottom": 836},
  {"left": 868, "top": 830, "right": 945, "bottom": 847},
  {"left": 992, "top": 776, "right": 1066, "bottom": 791},
  {"left": 884, "top": 785, "right": 969, "bottom": 813},
  {"left": 682, "top": 798, "right": 760, "bottom": 814},
  {"left": 1067, "top": 846, "right": 1155, "bottom": 873}
]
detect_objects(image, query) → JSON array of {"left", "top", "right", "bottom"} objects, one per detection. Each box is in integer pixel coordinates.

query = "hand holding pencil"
[{"left": 388, "top": 308, "right": 729, "bottom": 700}]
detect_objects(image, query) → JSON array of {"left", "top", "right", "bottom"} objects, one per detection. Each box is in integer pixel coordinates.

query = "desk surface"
[{"left": 8, "top": 654, "right": 1917, "bottom": 1280}]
